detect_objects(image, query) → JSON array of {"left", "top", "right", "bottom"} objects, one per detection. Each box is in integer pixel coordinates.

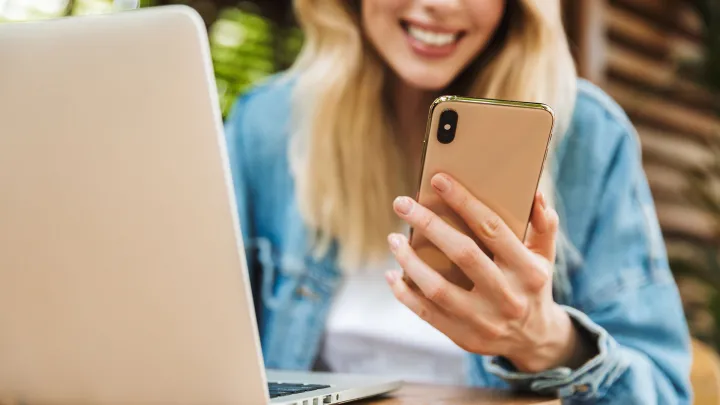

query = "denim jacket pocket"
[{"left": 249, "top": 237, "right": 302, "bottom": 311}]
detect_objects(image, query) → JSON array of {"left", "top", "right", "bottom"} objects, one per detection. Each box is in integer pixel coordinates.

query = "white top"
[{"left": 321, "top": 263, "right": 468, "bottom": 385}]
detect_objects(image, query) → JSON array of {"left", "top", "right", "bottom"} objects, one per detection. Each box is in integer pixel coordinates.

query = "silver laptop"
[{"left": 0, "top": 5, "right": 401, "bottom": 405}]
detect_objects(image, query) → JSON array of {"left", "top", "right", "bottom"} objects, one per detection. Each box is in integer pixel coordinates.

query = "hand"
[{"left": 386, "top": 173, "right": 587, "bottom": 373}]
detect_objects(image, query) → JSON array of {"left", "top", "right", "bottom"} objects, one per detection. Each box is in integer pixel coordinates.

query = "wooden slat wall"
[{"left": 570, "top": 0, "right": 720, "bottom": 249}]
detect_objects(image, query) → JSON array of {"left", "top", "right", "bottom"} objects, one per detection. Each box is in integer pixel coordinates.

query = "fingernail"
[
  {"left": 385, "top": 270, "right": 398, "bottom": 284},
  {"left": 546, "top": 206, "right": 557, "bottom": 221},
  {"left": 538, "top": 192, "right": 547, "bottom": 210},
  {"left": 432, "top": 174, "right": 451, "bottom": 193},
  {"left": 393, "top": 197, "right": 413, "bottom": 215},
  {"left": 388, "top": 233, "right": 403, "bottom": 252}
]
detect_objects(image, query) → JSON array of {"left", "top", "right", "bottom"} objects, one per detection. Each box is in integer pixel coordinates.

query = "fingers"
[
  {"left": 392, "top": 196, "right": 518, "bottom": 306},
  {"left": 524, "top": 192, "right": 559, "bottom": 262},
  {"left": 430, "top": 173, "right": 535, "bottom": 271},
  {"left": 388, "top": 232, "right": 526, "bottom": 326},
  {"left": 384, "top": 270, "right": 495, "bottom": 355},
  {"left": 384, "top": 270, "right": 461, "bottom": 335},
  {"left": 387, "top": 233, "right": 476, "bottom": 317}
]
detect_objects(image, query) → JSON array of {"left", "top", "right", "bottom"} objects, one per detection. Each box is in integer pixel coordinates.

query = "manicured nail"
[
  {"left": 393, "top": 197, "right": 413, "bottom": 215},
  {"left": 537, "top": 192, "right": 546, "bottom": 210},
  {"left": 388, "top": 233, "right": 403, "bottom": 251},
  {"left": 432, "top": 174, "right": 451, "bottom": 193},
  {"left": 546, "top": 206, "right": 557, "bottom": 221},
  {"left": 385, "top": 270, "right": 399, "bottom": 284}
]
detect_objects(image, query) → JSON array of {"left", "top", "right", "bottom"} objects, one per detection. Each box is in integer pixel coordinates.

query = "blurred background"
[{"left": 3, "top": 0, "right": 720, "bottom": 385}]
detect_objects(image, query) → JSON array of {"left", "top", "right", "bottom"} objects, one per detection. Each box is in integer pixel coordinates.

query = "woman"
[{"left": 224, "top": 0, "right": 692, "bottom": 403}]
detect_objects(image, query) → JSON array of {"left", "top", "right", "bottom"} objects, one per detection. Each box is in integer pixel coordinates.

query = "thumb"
[{"left": 525, "top": 192, "right": 559, "bottom": 262}]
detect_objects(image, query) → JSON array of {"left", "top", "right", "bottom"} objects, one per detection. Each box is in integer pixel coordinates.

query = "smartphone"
[{"left": 405, "top": 96, "right": 555, "bottom": 291}]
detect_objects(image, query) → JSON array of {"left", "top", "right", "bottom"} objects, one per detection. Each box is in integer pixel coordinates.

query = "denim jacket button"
[
  {"left": 575, "top": 384, "right": 589, "bottom": 393},
  {"left": 296, "top": 285, "right": 320, "bottom": 301}
]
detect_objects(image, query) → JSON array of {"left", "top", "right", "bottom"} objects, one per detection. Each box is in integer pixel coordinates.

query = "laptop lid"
[{"left": 0, "top": 6, "right": 268, "bottom": 404}]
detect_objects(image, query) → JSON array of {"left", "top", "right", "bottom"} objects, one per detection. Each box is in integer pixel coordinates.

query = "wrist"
[{"left": 507, "top": 305, "right": 582, "bottom": 373}]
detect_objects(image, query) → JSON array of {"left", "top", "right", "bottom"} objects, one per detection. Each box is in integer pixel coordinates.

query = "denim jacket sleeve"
[
  {"left": 226, "top": 92, "right": 281, "bottom": 316},
  {"left": 224, "top": 94, "right": 255, "bottom": 256},
  {"left": 474, "top": 87, "right": 692, "bottom": 404}
]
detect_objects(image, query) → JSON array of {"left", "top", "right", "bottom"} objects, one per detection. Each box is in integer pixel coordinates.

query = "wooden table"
[{"left": 358, "top": 384, "right": 560, "bottom": 405}]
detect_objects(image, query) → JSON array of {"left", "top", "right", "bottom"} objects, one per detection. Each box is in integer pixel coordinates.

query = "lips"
[{"left": 400, "top": 20, "right": 466, "bottom": 58}]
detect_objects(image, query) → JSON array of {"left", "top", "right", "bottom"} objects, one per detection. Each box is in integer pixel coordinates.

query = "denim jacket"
[{"left": 224, "top": 76, "right": 692, "bottom": 404}]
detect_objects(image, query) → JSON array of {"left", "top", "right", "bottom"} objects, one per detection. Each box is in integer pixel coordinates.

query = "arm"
[
  {"left": 224, "top": 96, "right": 254, "bottom": 249},
  {"left": 224, "top": 95, "right": 264, "bottom": 328}
]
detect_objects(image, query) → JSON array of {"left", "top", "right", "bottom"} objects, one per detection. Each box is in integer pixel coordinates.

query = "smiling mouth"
[{"left": 400, "top": 20, "right": 466, "bottom": 47}]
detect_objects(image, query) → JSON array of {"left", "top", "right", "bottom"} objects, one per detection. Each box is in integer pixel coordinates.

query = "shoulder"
[
  {"left": 233, "top": 73, "right": 295, "bottom": 121},
  {"left": 560, "top": 79, "right": 640, "bottom": 161},
  {"left": 554, "top": 79, "right": 641, "bottom": 180},
  {"left": 553, "top": 80, "right": 647, "bottom": 257},
  {"left": 574, "top": 79, "right": 633, "bottom": 129},
  {"left": 224, "top": 73, "right": 295, "bottom": 157},
  {"left": 223, "top": 73, "right": 298, "bottom": 208}
]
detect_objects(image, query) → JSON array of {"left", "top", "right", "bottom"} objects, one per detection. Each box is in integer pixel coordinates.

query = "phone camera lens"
[{"left": 437, "top": 109, "right": 458, "bottom": 144}]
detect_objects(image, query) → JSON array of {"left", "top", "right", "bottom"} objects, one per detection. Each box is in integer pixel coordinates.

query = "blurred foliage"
[
  {"left": 209, "top": 6, "right": 302, "bottom": 116},
  {"left": 0, "top": 0, "right": 72, "bottom": 20},
  {"left": 669, "top": 138, "right": 720, "bottom": 348},
  {"left": 0, "top": 0, "right": 303, "bottom": 117}
]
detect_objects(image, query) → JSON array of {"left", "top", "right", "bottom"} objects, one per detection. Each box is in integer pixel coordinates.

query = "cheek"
[
  {"left": 362, "top": 0, "right": 420, "bottom": 80},
  {"left": 361, "top": 0, "right": 405, "bottom": 36},
  {"left": 361, "top": 0, "right": 407, "bottom": 53},
  {"left": 467, "top": 0, "right": 506, "bottom": 32},
  {"left": 457, "top": 1, "right": 506, "bottom": 60}
]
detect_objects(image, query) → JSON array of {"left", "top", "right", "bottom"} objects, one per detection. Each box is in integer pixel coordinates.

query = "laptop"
[{"left": 0, "top": 5, "right": 401, "bottom": 405}]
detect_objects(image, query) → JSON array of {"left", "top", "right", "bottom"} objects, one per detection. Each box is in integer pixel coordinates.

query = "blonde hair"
[{"left": 289, "top": 0, "right": 577, "bottom": 271}]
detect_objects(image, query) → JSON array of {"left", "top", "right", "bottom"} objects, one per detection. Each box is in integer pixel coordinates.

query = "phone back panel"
[{"left": 408, "top": 97, "right": 554, "bottom": 290}]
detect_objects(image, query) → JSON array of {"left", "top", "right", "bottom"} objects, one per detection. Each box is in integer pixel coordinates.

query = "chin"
[{"left": 399, "top": 70, "right": 457, "bottom": 92}]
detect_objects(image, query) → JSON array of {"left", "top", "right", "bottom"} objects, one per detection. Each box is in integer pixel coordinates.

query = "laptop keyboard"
[{"left": 268, "top": 382, "right": 331, "bottom": 399}]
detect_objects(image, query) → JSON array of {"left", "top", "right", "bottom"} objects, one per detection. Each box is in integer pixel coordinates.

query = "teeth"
[{"left": 407, "top": 25, "right": 458, "bottom": 47}]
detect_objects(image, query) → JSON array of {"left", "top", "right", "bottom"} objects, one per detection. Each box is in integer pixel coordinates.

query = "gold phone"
[{"left": 405, "top": 96, "right": 555, "bottom": 291}]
